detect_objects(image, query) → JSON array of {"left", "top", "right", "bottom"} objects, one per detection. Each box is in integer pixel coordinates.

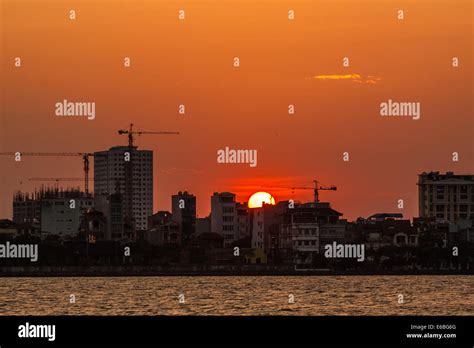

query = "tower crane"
[
  {"left": 117, "top": 123, "right": 179, "bottom": 226},
  {"left": 267, "top": 179, "right": 337, "bottom": 203},
  {"left": 118, "top": 123, "right": 180, "bottom": 148},
  {"left": 0, "top": 152, "right": 101, "bottom": 195}
]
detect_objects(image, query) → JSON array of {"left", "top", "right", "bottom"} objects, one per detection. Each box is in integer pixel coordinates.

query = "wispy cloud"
[{"left": 307, "top": 74, "right": 381, "bottom": 84}]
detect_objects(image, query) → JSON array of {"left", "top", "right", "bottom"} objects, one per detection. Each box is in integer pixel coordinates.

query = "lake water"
[{"left": 0, "top": 275, "right": 472, "bottom": 315}]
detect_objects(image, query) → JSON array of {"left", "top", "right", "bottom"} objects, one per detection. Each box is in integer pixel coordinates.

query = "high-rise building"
[
  {"left": 418, "top": 171, "right": 474, "bottom": 223},
  {"left": 172, "top": 191, "right": 196, "bottom": 243},
  {"left": 94, "top": 146, "right": 153, "bottom": 231},
  {"left": 211, "top": 192, "right": 237, "bottom": 247}
]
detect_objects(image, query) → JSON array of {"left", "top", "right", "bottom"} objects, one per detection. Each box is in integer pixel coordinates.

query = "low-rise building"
[
  {"left": 278, "top": 202, "right": 345, "bottom": 266},
  {"left": 172, "top": 191, "right": 196, "bottom": 243},
  {"left": 418, "top": 171, "right": 474, "bottom": 223},
  {"left": 40, "top": 189, "right": 93, "bottom": 238},
  {"left": 348, "top": 213, "right": 419, "bottom": 249},
  {"left": 146, "top": 211, "right": 180, "bottom": 246},
  {"left": 0, "top": 219, "right": 17, "bottom": 240}
]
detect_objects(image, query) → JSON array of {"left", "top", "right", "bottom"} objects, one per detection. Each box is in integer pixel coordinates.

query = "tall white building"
[
  {"left": 211, "top": 192, "right": 238, "bottom": 247},
  {"left": 94, "top": 146, "right": 153, "bottom": 231}
]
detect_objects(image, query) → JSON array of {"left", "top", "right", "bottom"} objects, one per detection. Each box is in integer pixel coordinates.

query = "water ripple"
[{"left": 0, "top": 276, "right": 472, "bottom": 315}]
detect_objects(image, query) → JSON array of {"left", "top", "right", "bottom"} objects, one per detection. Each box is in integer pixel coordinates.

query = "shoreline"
[{"left": 0, "top": 266, "right": 472, "bottom": 277}]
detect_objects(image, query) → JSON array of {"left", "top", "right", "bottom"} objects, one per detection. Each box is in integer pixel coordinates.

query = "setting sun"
[{"left": 248, "top": 191, "right": 276, "bottom": 208}]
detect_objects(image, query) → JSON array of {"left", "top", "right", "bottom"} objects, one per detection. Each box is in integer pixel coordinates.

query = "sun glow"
[{"left": 248, "top": 191, "right": 276, "bottom": 208}]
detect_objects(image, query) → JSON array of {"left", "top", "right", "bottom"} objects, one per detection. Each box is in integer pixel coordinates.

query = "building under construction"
[{"left": 13, "top": 187, "right": 93, "bottom": 237}]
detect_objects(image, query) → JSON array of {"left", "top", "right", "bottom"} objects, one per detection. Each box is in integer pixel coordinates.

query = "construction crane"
[
  {"left": 118, "top": 123, "right": 180, "bottom": 148},
  {"left": 267, "top": 179, "right": 337, "bottom": 203},
  {"left": 117, "top": 123, "right": 179, "bottom": 226},
  {"left": 0, "top": 152, "right": 99, "bottom": 195},
  {"left": 28, "top": 177, "right": 85, "bottom": 189}
]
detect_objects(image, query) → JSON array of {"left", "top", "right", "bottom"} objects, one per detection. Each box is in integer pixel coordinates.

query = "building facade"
[
  {"left": 172, "top": 191, "right": 196, "bottom": 243},
  {"left": 40, "top": 191, "right": 93, "bottom": 237},
  {"left": 250, "top": 201, "right": 288, "bottom": 256},
  {"left": 280, "top": 222, "right": 319, "bottom": 265},
  {"left": 418, "top": 171, "right": 474, "bottom": 223},
  {"left": 13, "top": 191, "right": 42, "bottom": 225},
  {"left": 236, "top": 203, "right": 250, "bottom": 241},
  {"left": 146, "top": 211, "right": 180, "bottom": 246},
  {"left": 211, "top": 192, "right": 238, "bottom": 247},
  {"left": 94, "top": 192, "right": 124, "bottom": 240},
  {"left": 278, "top": 202, "right": 344, "bottom": 265}
]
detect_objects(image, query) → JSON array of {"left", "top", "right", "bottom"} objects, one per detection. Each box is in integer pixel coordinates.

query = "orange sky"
[{"left": 1, "top": 0, "right": 473, "bottom": 220}]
